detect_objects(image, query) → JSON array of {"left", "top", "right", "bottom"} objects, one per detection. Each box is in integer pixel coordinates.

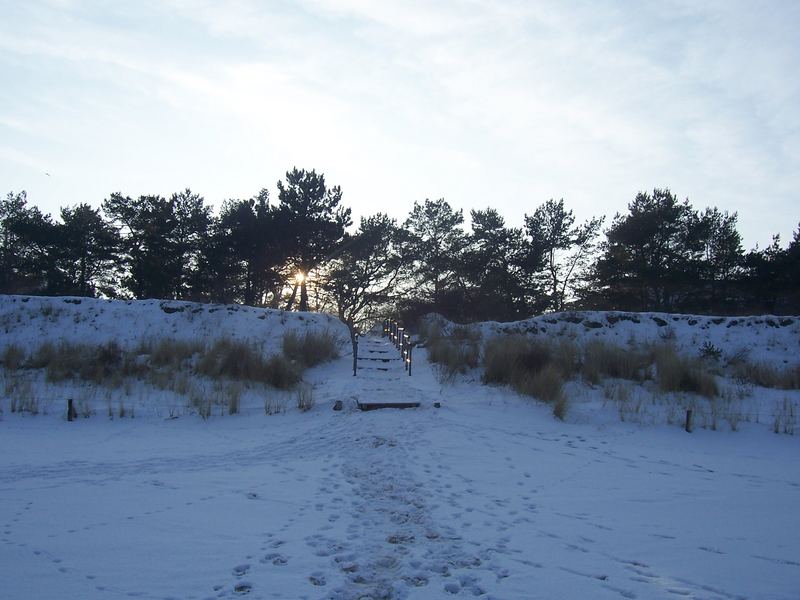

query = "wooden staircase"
[{"left": 355, "top": 335, "right": 420, "bottom": 411}]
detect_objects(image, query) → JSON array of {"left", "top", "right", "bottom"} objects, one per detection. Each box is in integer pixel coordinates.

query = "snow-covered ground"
[
  {"left": 427, "top": 310, "right": 800, "bottom": 365},
  {"left": 1, "top": 297, "right": 799, "bottom": 599},
  {"left": 0, "top": 295, "right": 349, "bottom": 353}
]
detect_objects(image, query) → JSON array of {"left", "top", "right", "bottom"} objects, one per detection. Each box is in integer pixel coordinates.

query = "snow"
[
  {"left": 0, "top": 295, "right": 349, "bottom": 354},
  {"left": 425, "top": 310, "right": 800, "bottom": 365},
  {"left": 1, "top": 296, "right": 799, "bottom": 599}
]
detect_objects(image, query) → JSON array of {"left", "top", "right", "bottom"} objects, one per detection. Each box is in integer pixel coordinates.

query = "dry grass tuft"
[
  {"left": 733, "top": 361, "right": 800, "bottom": 390},
  {"left": 482, "top": 336, "right": 549, "bottom": 385},
  {"left": 265, "top": 393, "right": 288, "bottom": 415},
  {"left": 514, "top": 364, "right": 565, "bottom": 406},
  {"left": 773, "top": 397, "right": 797, "bottom": 434},
  {"left": 296, "top": 383, "right": 315, "bottom": 412},
  {"left": 282, "top": 330, "right": 340, "bottom": 368},
  {"left": 552, "top": 395, "right": 569, "bottom": 421},
  {"left": 226, "top": 382, "right": 242, "bottom": 415},
  {"left": 148, "top": 339, "right": 203, "bottom": 368},
  {"left": 2, "top": 345, "right": 25, "bottom": 370},
  {"left": 581, "top": 340, "right": 650, "bottom": 384},
  {"left": 655, "top": 345, "right": 718, "bottom": 398},
  {"left": 482, "top": 335, "right": 566, "bottom": 408},
  {"left": 197, "top": 339, "right": 300, "bottom": 389},
  {"left": 428, "top": 327, "right": 480, "bottom": 382}
]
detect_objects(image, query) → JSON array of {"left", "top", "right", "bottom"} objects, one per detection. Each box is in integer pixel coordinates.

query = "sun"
[{"left": 295, "top": 271, "right": 306, "bottom": 284}]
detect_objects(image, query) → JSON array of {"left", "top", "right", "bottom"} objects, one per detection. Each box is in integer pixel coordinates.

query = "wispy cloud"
[{"left": 0, "top": 0, "right": 797, "bottom": 246}]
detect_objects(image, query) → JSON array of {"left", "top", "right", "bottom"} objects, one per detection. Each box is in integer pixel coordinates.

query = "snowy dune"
[
  {"left": 428, "top": 310, "right": 800, "bottom": 365},
  {"left": 0, "top": 295, "right": 349, "bottom": 354},
  {"left": 1, "top": 296, "right": 799, "bottom": 599}
]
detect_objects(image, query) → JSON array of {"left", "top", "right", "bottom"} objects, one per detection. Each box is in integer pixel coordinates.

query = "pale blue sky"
[{"left": 1, "top": 0, "right": 798, "bottom": 248}]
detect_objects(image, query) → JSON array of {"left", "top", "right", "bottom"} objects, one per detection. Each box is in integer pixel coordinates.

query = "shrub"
[
  {"left": 86, "top": 342, "right": 124, "bottom": 382},
  {"left": 552, "top": 395, "right": 569, "bottom": 421},
  {"left": 449, "top": 325, "right": 481, "bottom": 343},
  {"left": 149, "top": 339, "right": 202, "bottom": 368},
  {"left": 28, "top": 342, "right": 58, "bottom": 369},
  {"left": 514, "top": 364, "right": 564, "bottom": 404},
  {"left": 699, "top": 341, "right": 722, "bottom": 361},
  {"left": 582, "top": 340, "right": 650, "bottom": 384},
  {"left": 198, "top": 339, "right": 301, "bottom": 389},
  {"left": 44, "top": 343, "right": 88, "bottom": 382},
  {"left": 264, "top": 355, "right": 302, "bottom": 389},
  {"left": 655, "top": 345, "right": 718, "bottom": 397},
  {"left": 482, "top": 335, "right": 549, "bottom": 385},
  {"left": 23, "top": 341, "right": 128, "bottom": 383},
  {"left": 550, "top": 339, "right": 581, "bottom": 379},
  {"left": 282, "top": 330, "right": 340, "bottom": 368},
  {"left": 428, "top": 332, "right": 480, "bottom": 380},
  {"left": 733, "top": 361, "right": 800, "bottom": 390},
  {"left": 482, "top": 335, "right": 566, "bottom": 408},
  {"left": 2, "top": 345, "right": 25, "bottom": 370}
]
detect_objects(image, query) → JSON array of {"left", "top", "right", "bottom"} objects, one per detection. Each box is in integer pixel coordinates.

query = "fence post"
[
  {"left": 408, "top": 343, "right": 412, "bottom": 376},
  {"left": 67, "top": 398, "right": 76, "bottom": 421},
  {"left": 685, "top": 408, "right": 693, "bottom": 433},
  {"left": 353, "top": 334, "right": 358, "bottom": 376}
]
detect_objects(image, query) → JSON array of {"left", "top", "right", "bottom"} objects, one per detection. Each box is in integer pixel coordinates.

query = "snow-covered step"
[{"left": 352, "top": 335, "right": 417, "bottom": 410}]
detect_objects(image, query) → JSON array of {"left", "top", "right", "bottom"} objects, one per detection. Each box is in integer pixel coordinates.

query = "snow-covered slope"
[
  {"left": 427, "top": 310, "right": 800, "bottom": 364},
  {"left": 0, "top": 295, "right": 350, "bottom": 354}
]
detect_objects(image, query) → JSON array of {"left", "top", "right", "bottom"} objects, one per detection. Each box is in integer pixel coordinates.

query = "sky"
[{"left": 1, "top": 0, "right": 798, "bottom": 249}]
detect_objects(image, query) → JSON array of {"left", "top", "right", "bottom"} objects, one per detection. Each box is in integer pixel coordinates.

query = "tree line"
[{"left": 2, "top": 168, "right": 798, "bottom": 332}]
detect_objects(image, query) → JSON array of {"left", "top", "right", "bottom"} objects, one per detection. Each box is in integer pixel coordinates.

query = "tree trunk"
[
  {"left": 299, "top": 281, "right": 309, "bottom": 311},
  {"left": 285, "top": 283, "right": 298, "bottom": 311}
]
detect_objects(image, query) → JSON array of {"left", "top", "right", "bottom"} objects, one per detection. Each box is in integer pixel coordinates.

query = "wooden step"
[{"left": 358, "top": 401, "right": 420, "bottom": 411}]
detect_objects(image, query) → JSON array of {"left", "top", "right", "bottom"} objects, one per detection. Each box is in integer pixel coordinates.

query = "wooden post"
[
  {"left": 685, "top": 408, "right": 693, "bottom": 433},
  {"left": 67, "top": 398, "right": 77, "bottom": 421},
  {"left": 408, "top": 344, "right": 412, "bottom": 376},
  {"left": 353, "top": 334, "right": 358, "bottom": 376}
]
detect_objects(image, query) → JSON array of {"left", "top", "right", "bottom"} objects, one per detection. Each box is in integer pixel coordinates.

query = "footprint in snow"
[
  {"left": 261, "top": 553, "right": 287, "bottom": 565},
  {"left": 233, "top": 582, "right": 252, "bottom": 594}
]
